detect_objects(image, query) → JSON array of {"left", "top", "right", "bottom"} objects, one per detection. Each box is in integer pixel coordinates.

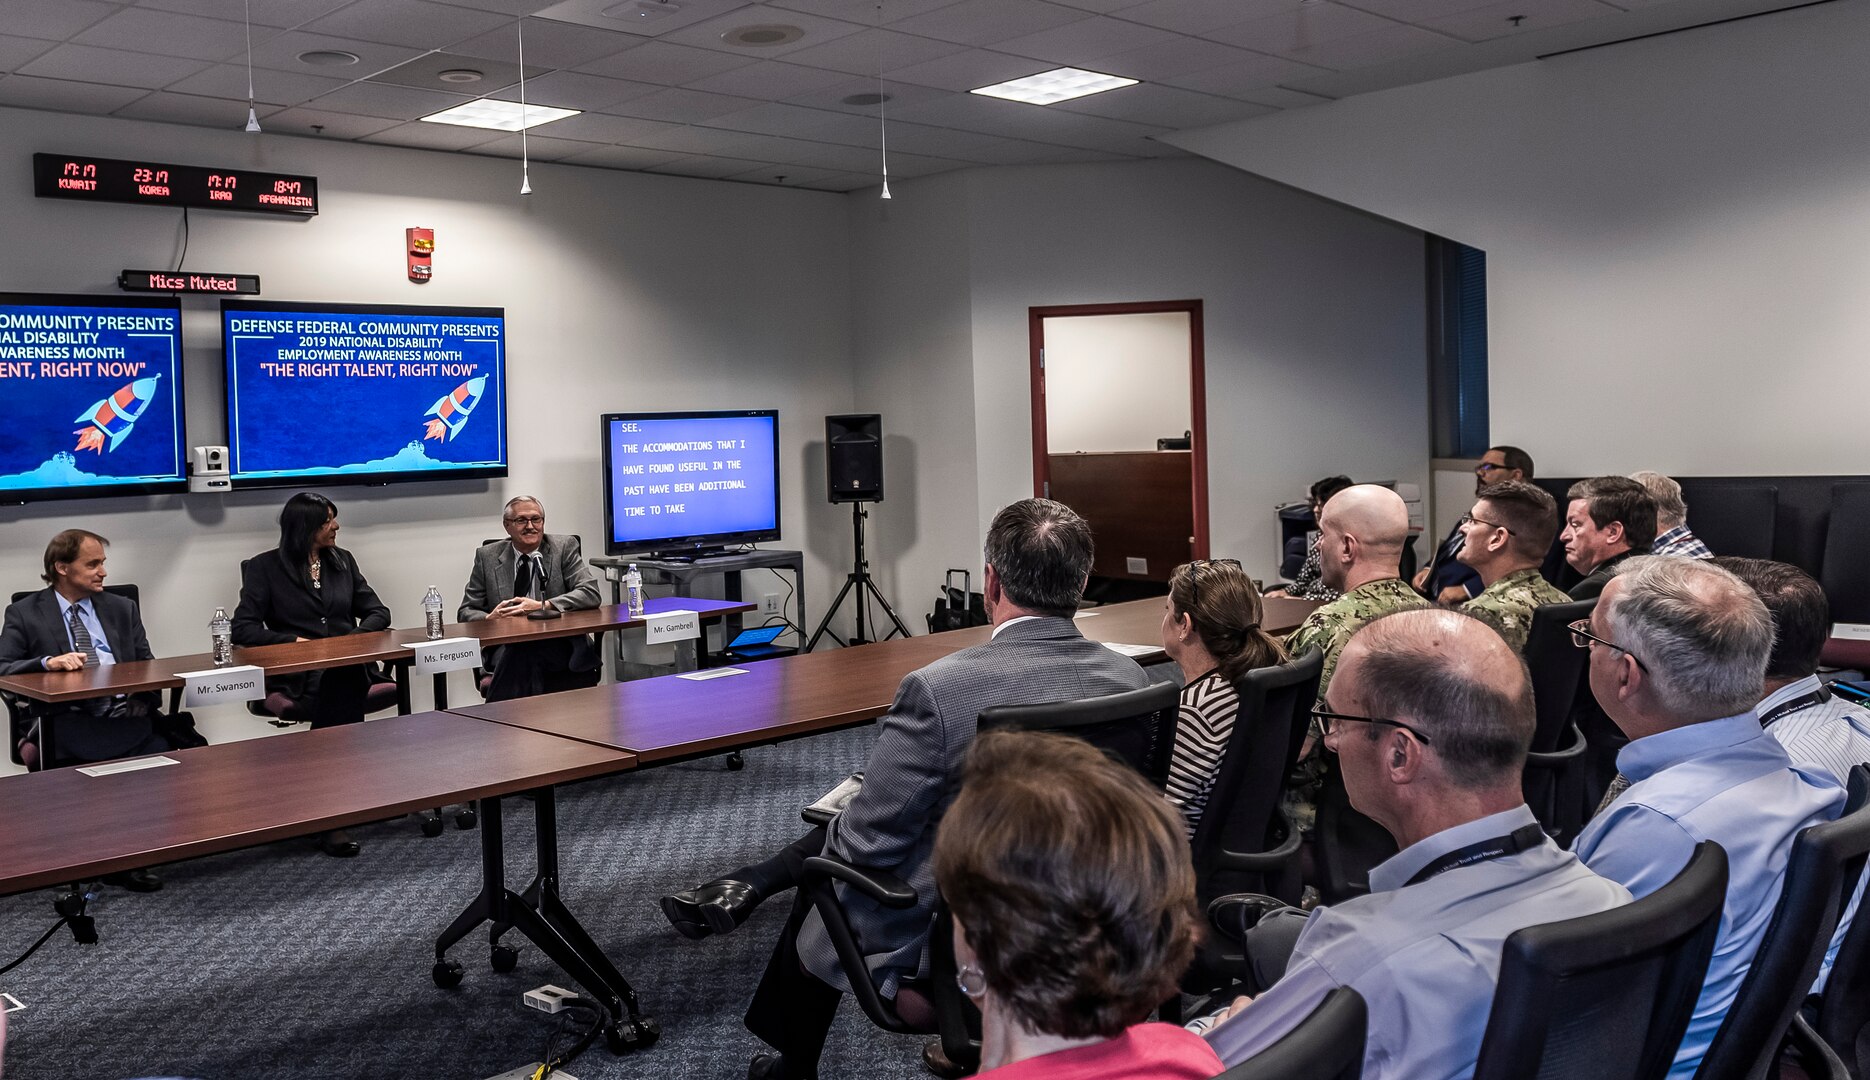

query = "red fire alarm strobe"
[{"left": 407, "top": 227, "right": 433, "bottom": 283}]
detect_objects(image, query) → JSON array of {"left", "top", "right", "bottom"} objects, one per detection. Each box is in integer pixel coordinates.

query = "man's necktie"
[
  {"left": 1595, "top": 773, "right": 1631, "bottom": 816},
  {"left": 67, "top": 605, "right": 99, "bottom": 668},
  {"left": 515, "top": 554, "right": 544, "bottom": 601}
]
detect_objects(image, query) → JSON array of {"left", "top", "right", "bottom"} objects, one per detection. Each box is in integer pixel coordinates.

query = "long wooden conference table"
[{"left": 0, "top": 594, "right": 1320, "bottom": 1059}]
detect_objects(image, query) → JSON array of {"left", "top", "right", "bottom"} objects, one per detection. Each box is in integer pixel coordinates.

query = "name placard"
[
  {"left": 1834, "top": 623, "right": 1870, "bottom": 641},
  {"left": 400, "top": 637, "right": 481, "bottom": 675},
  {"left": 174, "top": 665, "right": 265, "bottom": 708},
  {"left": 644, "top": 609, "right": 700, "bottom": 645}
]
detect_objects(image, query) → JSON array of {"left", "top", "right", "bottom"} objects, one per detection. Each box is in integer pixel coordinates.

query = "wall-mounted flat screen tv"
[
  {"left": 222, "top": 300, "right": 507, "bottom": 488},
  {"left": 0, "top": 292, "right": 187, "bottom": 503},
  {"left": 601, "top": 410, "right": 780, "bottom": 557}
]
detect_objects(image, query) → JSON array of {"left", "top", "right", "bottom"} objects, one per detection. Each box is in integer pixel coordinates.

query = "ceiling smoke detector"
[
  {"left": 437, "top": 69, "right": 484, "bottom": 83},
  {"left": 722, "top": 24, "right": 804, "bottom": 47},
  {"left": 298, "top": 49, "right": 361, "bottom": 67},
  {"left": 842, "top": 92, "right": 890, "bottom": 106}
]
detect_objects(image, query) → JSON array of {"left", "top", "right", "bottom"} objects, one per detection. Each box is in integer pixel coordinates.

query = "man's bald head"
[
  {"left": 1336, "top": 608, "right": 1535, "bottom": 790},
  {"left": 1317, "top": 484, "right": 1410, "bottom": 589}
]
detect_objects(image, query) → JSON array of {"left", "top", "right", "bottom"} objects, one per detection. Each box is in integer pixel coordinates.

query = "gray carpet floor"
[{"left": 0, "top": 725, "right": 931, "bottom": 1080}]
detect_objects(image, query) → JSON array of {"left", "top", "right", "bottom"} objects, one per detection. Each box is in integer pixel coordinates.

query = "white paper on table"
[
  {"left": 676, "top": 667, "right": 747, "bottom": 681},
  {"left": 77, "top": 756, "right": 179, "bottom": 777},
  {"left": 1101, "top": 642, "right": 1160, "bottom": 657}
]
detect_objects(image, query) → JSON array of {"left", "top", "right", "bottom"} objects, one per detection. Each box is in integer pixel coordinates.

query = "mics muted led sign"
[{"left": 119, "top": 270, "right": 261, "bottom": 295}]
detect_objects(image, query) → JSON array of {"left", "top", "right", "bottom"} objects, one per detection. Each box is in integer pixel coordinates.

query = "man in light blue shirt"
[
  {"left": 1571, "top": 556, "right": 1845, "bottom": 1079},
  {"left": 1205, "top": 609, "right": 1630, "bottom": 1079}
]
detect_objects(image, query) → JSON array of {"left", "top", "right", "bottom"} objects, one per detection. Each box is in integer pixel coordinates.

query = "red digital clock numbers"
[{"left": 33, "top": 153, "right": 318, "bottom": 216}]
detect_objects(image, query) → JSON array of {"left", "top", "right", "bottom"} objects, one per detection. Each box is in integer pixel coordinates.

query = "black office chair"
[
  {"left": 1815, "top": 773, "right": 1870, "bottom": 1078},
  {"left": 1521, "top": 599, "right": 1595, "bottom": 844},
  {"left": 1215, "top": 987, "right": 1367, "bottom": 1080},
  {"left": 1696, "top": 765, "right": 1870, "bottom": 1080},
  {"left": 797, "top": 681, "right": 1182, "bottom": 1071},
  {"left": 7, "top": 583, "right": 148, "bottom": 770},
  {"left": 1184, "top": 650, "right": 1323, "bottom": 989},
  {"left": 1472, "top": 841, "right": 1729, "bottom": 1080},
  {"left": 1311, "top": 764, "right": 1398, "bottom": 904}
]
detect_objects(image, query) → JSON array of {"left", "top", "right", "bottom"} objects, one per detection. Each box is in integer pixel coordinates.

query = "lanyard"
[
  {"left": 1760, "top": 687, "right": 1831, "bottom": 728},
  {"left": 1406, "top": 823, "right": 1547, "bottom": 887}
]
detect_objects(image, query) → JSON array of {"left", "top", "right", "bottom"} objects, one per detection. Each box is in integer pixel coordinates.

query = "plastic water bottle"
[
  {"left": 424, "top": 585, "right": 445, "bottom": 640},
  {"left": 625, "top": 563, "right": 645, "bottom": 617},
  {"left": 210, "top": 607, "right": 233, "bottom": 666}
]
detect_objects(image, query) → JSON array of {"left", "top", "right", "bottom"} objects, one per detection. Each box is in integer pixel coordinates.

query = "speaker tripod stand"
[{"left": 807, "top": 501, "right": 911, "bottom": 651}]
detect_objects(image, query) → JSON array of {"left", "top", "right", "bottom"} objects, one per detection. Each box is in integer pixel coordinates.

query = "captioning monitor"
[
  {"left": 602, "top": 410, "right": 780, "bottom": 557},
  {"left": 222, "top": 300, "right": 507, "bottom": 488},
  {"left": 0, "top": 292, "right": 187, "bottom": 503}
]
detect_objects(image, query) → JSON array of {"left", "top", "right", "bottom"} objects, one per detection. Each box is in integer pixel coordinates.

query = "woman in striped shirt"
[{"left": 1160, "top": 560, "right": 1289, "bottom": 836}]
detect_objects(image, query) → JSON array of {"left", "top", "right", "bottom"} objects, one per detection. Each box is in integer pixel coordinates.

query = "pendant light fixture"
[
  {"left": 518, "top": 18, "right": 532, "bottom": 195},
  {"left": 243, "top": 0, "right": 262, "bottom": 132}
]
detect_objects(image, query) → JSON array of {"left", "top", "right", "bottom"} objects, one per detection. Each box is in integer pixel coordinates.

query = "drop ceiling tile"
[
  {"left": 245, "top": 31, "right": 424, "bottom": 76},
  {"left": 801, "top": 170, "right": 875, "bottom": 190},
  {"left": 167, "top": 63, "right": 350, "bottom": 106},
  {"left": 683, "top": 59, "right": 857, "bottom": 98},
  {"left": 723, "top": 162, "right": 847, "bottom": 185},
  {"left": 261, "top": 106, "right": 406, "bottom": 138},
  {"left": 877, "top": 122, "right": 1057, "bottom": 163},
  {"left": 1333, "top": 0, "right": 1503, "bottom": 20},
  {"left": 1043, "top": 0, "right": 1141, "bottom": 12},
  {"left": 1208, "top": 3, "right": 1405, "bottom": 54},
  {"left": 883, "top": 46, "right": 1048, "bottom": 91},
  {"left": 1235, "top": 84, "right": 1332, "bottom": 108},
  {"left": 305, "top": 81, "right": 473, "bottom": 119},
  {"left": 763, "top": 139, "right": 884, "bottom": 170},
  {"left": 135, "top": 0, "right": 353, "bottom": 27},
  {"left": 655, "top": 7, "right": 867, "bottom": 58},
  {"left": 1270, "top": 23, "right": 1458, "bottom": 69},
  {"left": 989, "top": 16, "right": 1181, "bottom": 64},
  {"left": 370, "top": 52, "right": 545, "bottom": 94},
  {"left": 20, "top": 45, "right": 210, "bottom": 90},
  {"left": 467, "top": 132, "right": 605, "bottom": 159},
  {"left": 881, "top": 151, "right": 971, "bottom": 177},
  {"left": 360, "top": 119, "right": 506, "bottom": 149},
  {"left": 784, "top": 110, "right": 890, "bottom": 147},
  {"left": 432, "top": 0, "right": 545, "bottom": 13},
  {"left": 646, "top": 154, "right": 780, "bottom": 177},
  {"left": 889, "top": 0, "right": 1091, "bottom": 47},
  {"left": 75, "top": 9, "right": 261, "bottom": 63},
  {"left": 6, "top": 0, "right": 123, "bottom": 43},
  {"left": 529, "top": 110, "right": 683, "bottom": 142},
  {"left": 486, "top": 70, "right": 666, "bottom": 111},
  {"left": 1416, "top": 0, "right": 1623, "bottom": 43},
  {"left": 533, "top": 0, "right": 757, "bottom": 39},
  {"left": 1096, "top": 37, "right": 1270, "bottom": 81},
  {"left": 114, "top": 91, "right": 282, "bottom": 127},
  {"left": 780, "top": 28, "right": 968, "bottom": 77},
  {"left": 764, "top": 0, "right": 973, "bottom": 28},
  {"left": 1157, "top": 50, "right": 1329, "bottom": 95},
  {"left": 0, "top": 36, "right": 57, "bottom": 74},
  {"left": 0, "top": 76, "right": 151, "bottom": 113},
  {"left": 576, "top": 39, "right": 759, "bottom": 83},
  {"left": 556, "top": 142, "right": 688, "bottom": 168},
  {"left": 605, "top": 86, "right": 764, "bottom": 122},
  {"left": 783, "top": 77, "right": 950, "bottom": 115},
  {"left": 704, "top": 101, "right": 851, "bottom": 136},
  {"left": 1053, "top": 82, "right": 1273, "bottom": 127},
  {"left": 1117, "top": 0, "right": 1306, "bottom": 34},
  {"left": 450, "top": 18, "right": 646, "bottom": 69},
  {"left": 304, "top": 0, "right": 513, "bottom": 49}
]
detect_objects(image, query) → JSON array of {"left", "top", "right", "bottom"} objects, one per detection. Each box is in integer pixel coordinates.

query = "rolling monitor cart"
[{"left": 591, "top": 549, "right": 806, "bottom": 676}]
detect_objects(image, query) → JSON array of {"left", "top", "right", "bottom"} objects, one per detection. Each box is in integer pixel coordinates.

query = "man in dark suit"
[
  {"left": 1561, "top": 476, "right": 1657, "bottom": 600},
  {"left": 458, "top": 496, "right": 603, "bottom": 701},
  {"left": 0, "top": 529, "right": 173, "bottom": 890},
  {"left": 1414, "top": 445, "right": 1534, "bottom": 605},
  {"left": 659, "top": 498, "right": 1148, "bottom": 1080}
]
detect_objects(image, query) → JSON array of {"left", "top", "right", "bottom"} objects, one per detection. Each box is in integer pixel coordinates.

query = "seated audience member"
[
  {"left": 1204, "top": 608, "right": 1629, "bottom": 1077},
  {"left": 458, "top": 496, "right": 603, "bottom": 701},
  {"left": 936, "top": 730, "right": 1219, "bottom": 1079},
  {"left": 233, "top": 492, "right": 392, "bottom": 859},
  {"left": 1560, "top": 476, "right": 1657, "bottom": 600},
  {"left": 1631, "top": 471, "right": 1712, "bottom": 559},
  {"left": 1269, "top": 475, "right": 1353, "bottom": 601},
  {"left": 658, "top": 498, "right": 1148, "bottom": 1080},
  {"left": 1161, "top": 559, "right": 1289, "bottom": 836},
  {"left": 1415, "top": 445, "right": 1534, "bottom": 604},
  {"left": 1285, "top": 485, "right": 1429, "bottom": 701},
  {"left": 1570, "top": 557, "right": 1845, "bottom": 1079},
  {"left": 1455, "top": 480, "right": 1571, "bottom": 652},
  {"left": 0, "top": 529, "right": 188, "bottom": 892}
]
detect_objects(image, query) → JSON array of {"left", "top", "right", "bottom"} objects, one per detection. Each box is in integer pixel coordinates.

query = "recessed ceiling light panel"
[
  {"left": 971, "top": 67, "right": 1138, "bottom": 106},
  {"left": 298, "top": 49, "right": 361, "bottom": 67},
  {"left": 420, "top": 99, "right": 580, "bottom": 131}
]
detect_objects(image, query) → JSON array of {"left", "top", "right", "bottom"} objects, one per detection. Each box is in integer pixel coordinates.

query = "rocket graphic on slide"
[
  {"left": 423, "top": 376, "right": 487, "bottom": 442},
  {"left": 73, "top": 375, "right": 161, "bottom": 453}
]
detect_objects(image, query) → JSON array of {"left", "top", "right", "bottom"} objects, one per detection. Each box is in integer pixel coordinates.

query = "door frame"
[{"left": 1028, "top": 299, "right": 1209, "bottom": 560}]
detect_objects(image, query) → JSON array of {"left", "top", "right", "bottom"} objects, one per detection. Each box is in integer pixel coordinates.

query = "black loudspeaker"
[{"left": 826, "top": 414, "right": 883, "bottom": 504}]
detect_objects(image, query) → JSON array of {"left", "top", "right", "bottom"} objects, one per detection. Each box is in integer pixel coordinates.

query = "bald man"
[{"left": 1285, "top": 485, "right": 1431, "bottom": 699}]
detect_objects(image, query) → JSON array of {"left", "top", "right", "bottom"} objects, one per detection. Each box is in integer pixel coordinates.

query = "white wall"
[
  {"left": 853, "top": 158, "right": 1430, "bottom": 596},
  {"left": 1043, "top": 311, "right": 1191, "bottom": 454},
  {"left": 0, "top": 104, "right": 855, "bottom": 740},
  {"left": 1168, "top": 0, "right": 1870, "bottom": 479}
]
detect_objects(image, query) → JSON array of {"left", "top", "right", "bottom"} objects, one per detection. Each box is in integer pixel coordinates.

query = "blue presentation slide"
[
  {"left": 607, "top": 414, "right": 778, "bottom": 544},
  {"left": 225, "top": 306, "right": 505, "bottom": 480},
  {"left": 0, "top": 299, "right": 185, "bottom": 497}
]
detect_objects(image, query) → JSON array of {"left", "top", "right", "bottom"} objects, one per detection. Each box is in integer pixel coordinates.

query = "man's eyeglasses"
[
  {"left": 506, "top": 515, "right": 544, "bottom": 526},
  {"left": 1185, "top": 557, "right": 1242, "bottom": 609},
  {"left": 1568, "top": 619, "right": 1648, "bottom": 671},
  {"left": 1311, "top": 708, "right": 1434, "bottom": 745},
  {"left": 1457, "top": 511, "right": 1515, "bottom": 535},
  {"left": 1474, "top": 462, "right": 1510, "bottom": 477}
]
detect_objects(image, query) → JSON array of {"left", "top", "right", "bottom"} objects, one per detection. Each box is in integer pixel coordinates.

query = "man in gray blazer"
[
  {"left": 660, "top": 498, "right": 1148, "bottom": 1080},
  {"left": 458, "top": 496, "right": 603, "bottom": 701}
]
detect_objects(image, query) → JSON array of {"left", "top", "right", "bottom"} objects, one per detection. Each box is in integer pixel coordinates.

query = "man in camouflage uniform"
[{"left": 1458, "top": 480, "right": 1572, "bottom": 652}]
